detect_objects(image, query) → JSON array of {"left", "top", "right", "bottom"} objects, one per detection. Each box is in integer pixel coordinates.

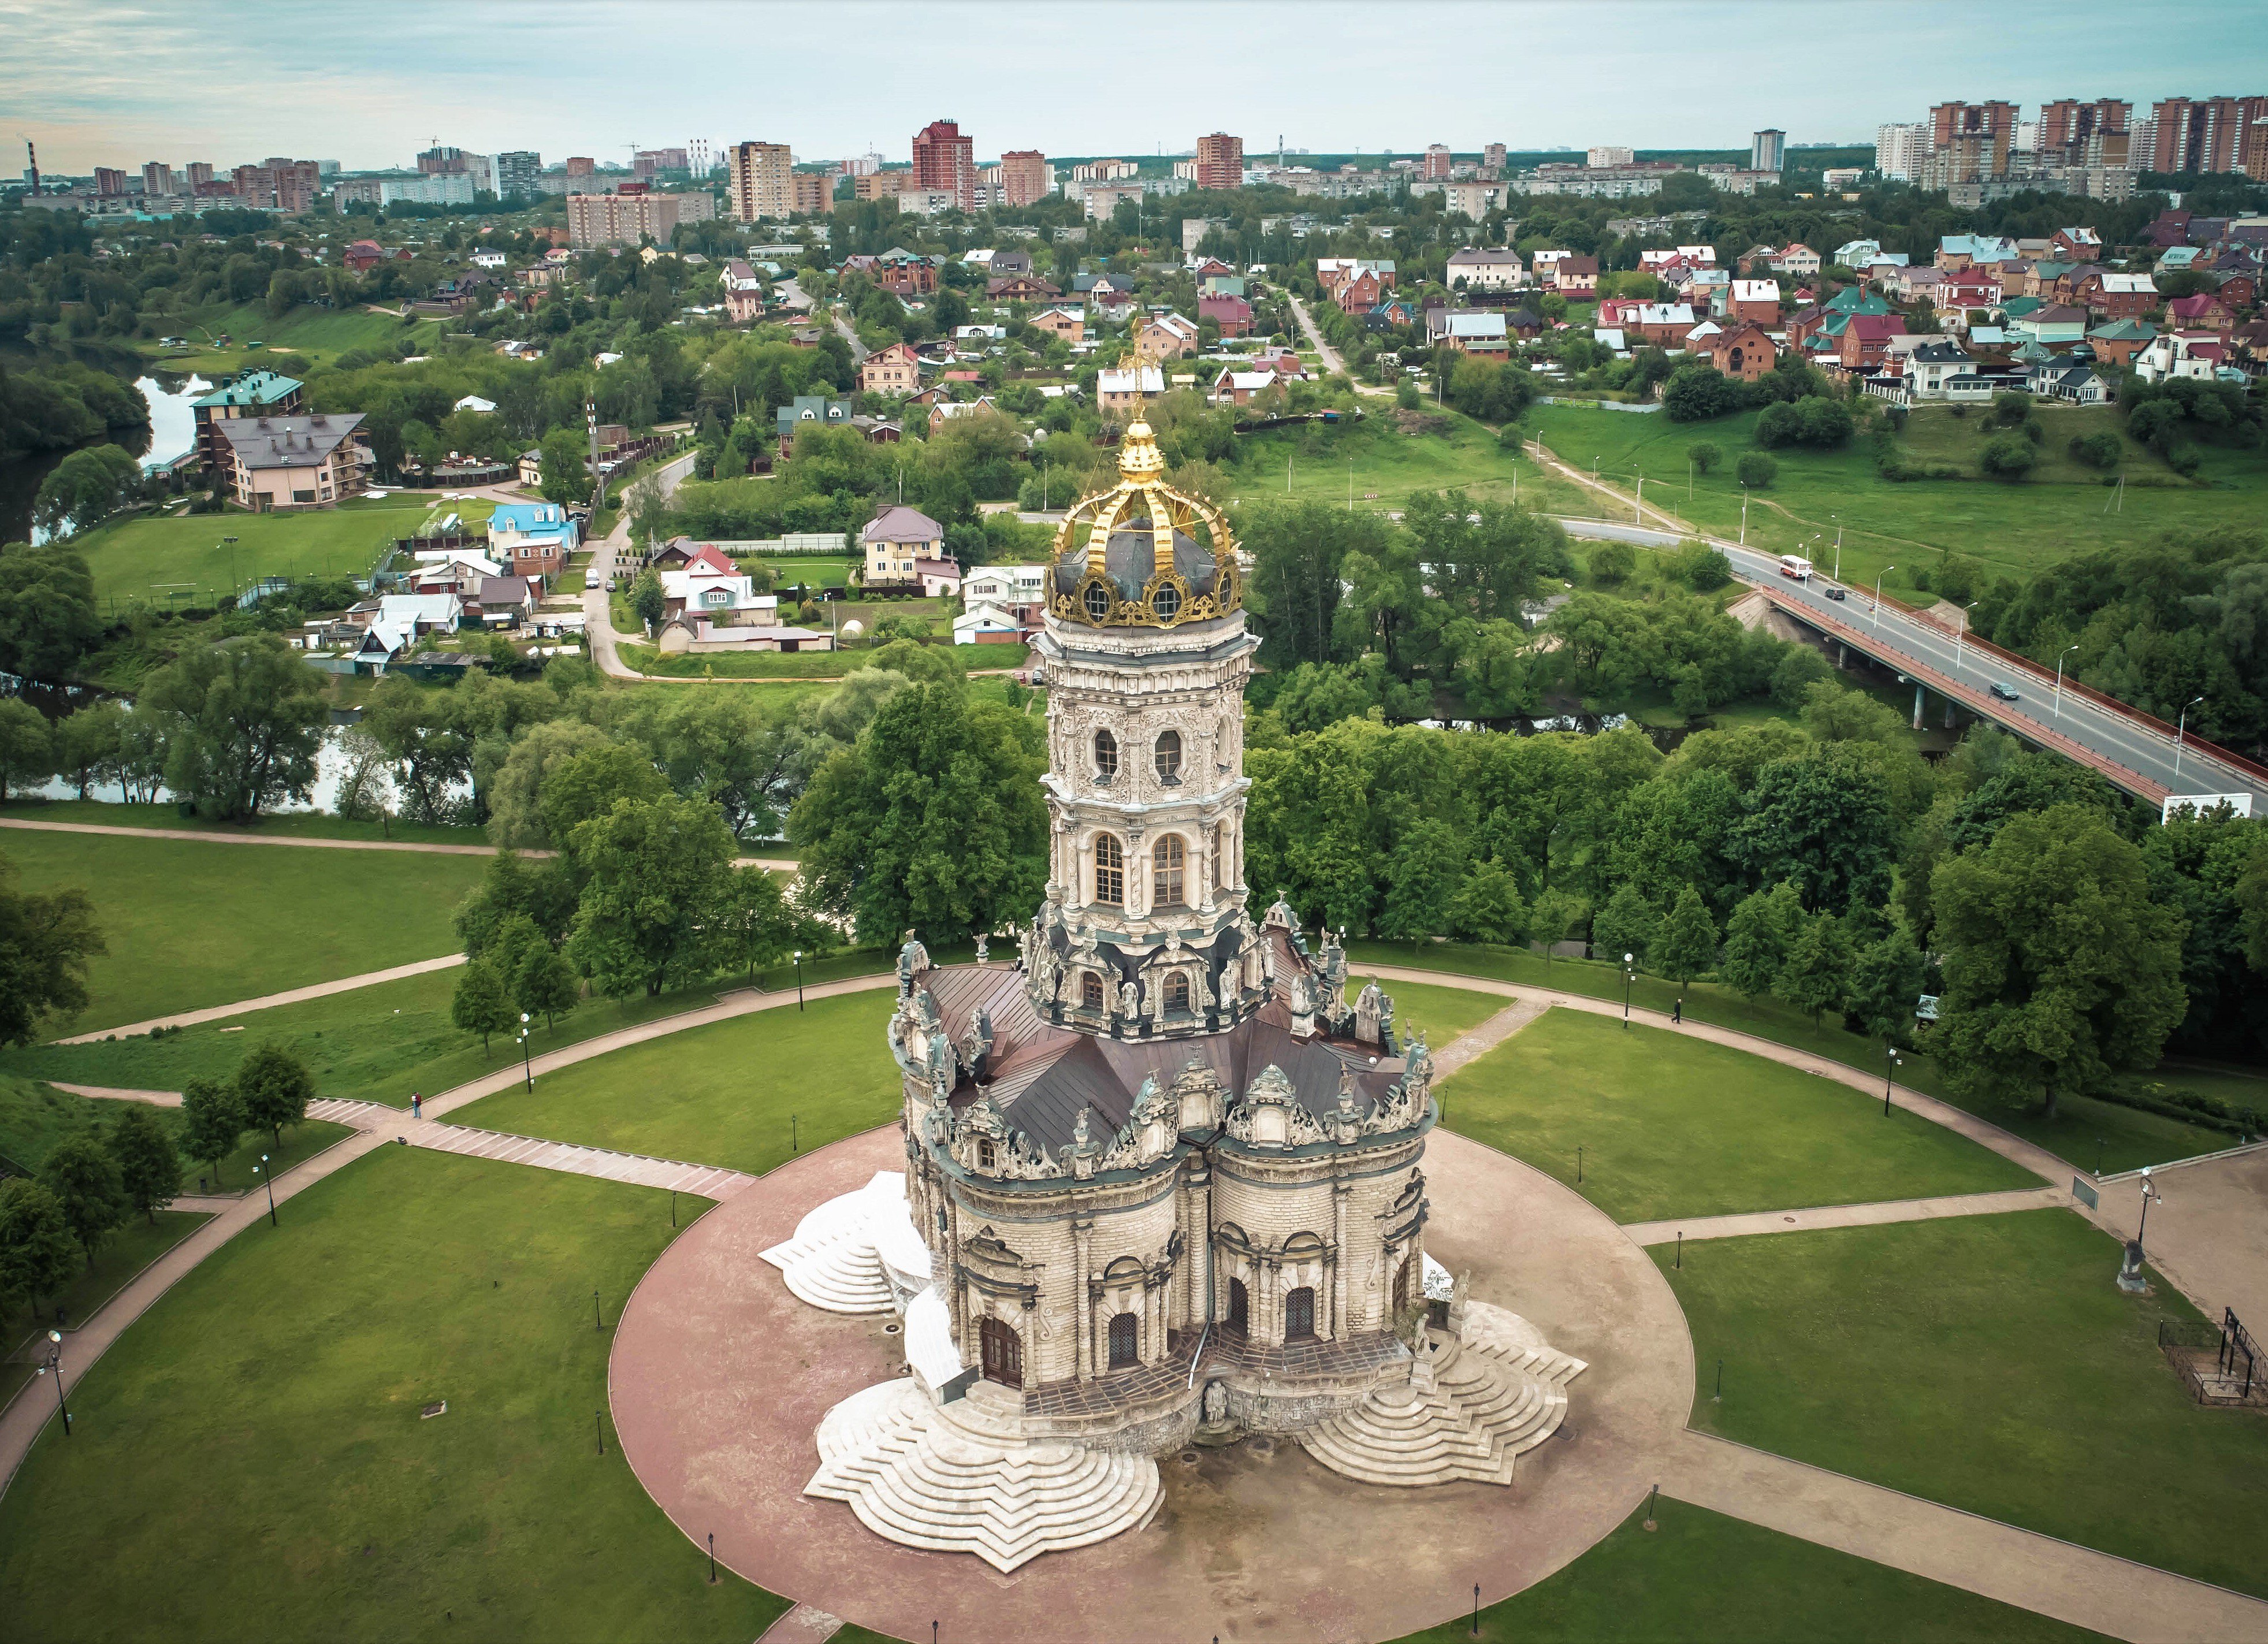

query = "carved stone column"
[
  {"left": 1073, "top": 1215, "right": 1094, "bottom": 1382},
  {"left": 1331, "top": 1182, "right": 1350, "bottom": 1341}
]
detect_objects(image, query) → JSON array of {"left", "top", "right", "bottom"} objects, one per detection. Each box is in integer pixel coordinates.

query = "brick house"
[
  {"left": 2085, "top": 319, "right": 2156, "bottom": 368},
  {"left": 2074, "top": 271, "right": 2157, "bottom": 320},
  {"left": 1727, "top": 278, "right": 1780, "bottom": 325},
  {"left": 2051, "top": 226, "right": 2102, "bottom": 262},
  {"left": 861, "top": 504, "right": 946, "bottom": 591},
  {"left": 1626, "top": 302, "right": 1697, "bottom": 347},
  {"left": 987, "top": 274, "right": 1061, "bottom": 302},
  {"left": 1028, "top": 307, "right": 1085, "bottom": 343},
  {"left": 1836, "top": 314, "right": 1908, "bottom": 371},
  {"left": 1199, "top": 294, "right": 1254, "bottom": 337},
  {"left": 860, "top": 340, "right": 921, "bottom": 397},
  {"left": 1334, "top": 269, "right": 1384, "bottom": 315},
  {"left": 2168, "top": 292, "right": 2237, "bottom": 334},
  {"left": 219, "top": 413, "right": 370, "bottom": 511},
  {"left": 1136, "top": 313, "right": 1202, "bottom": 360},
  {"left": 1701, "top": 321, "right": 1776, "bottom": 381}
]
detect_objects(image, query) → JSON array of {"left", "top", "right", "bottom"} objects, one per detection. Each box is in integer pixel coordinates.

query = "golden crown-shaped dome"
[{"left": 1049, "top": 410, "right": 1240, "bottom": 629}]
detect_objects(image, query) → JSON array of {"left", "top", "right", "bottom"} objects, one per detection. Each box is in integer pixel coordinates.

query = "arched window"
[
  {"left": 1081, "top": 972, "right": 1105, "bottom": 1011},
  {"left": 1082, "top": 581, "right": 1111, "bottom": 622},
  {"left": 1285, "top": 1286, "right": 1317, "bottom": 1341},
  {"left": 1094, "top": 834, "right": 1124, "bottom": 906},
  {"left": 976, "top": 1137, "right": 997, "bottom": 1172},
  {"left": 1165, "top": 972, "right": 1191, "bottom": 1013},
  {"left": 1152, "top": 835, "right": 1185, "bottom": 907},
  {"left": 1107, "top": 1311, "right": 1139, "bottom": 1370},
  {"left": 1228, "top": 1277, "right": 1250, "bottom": 1334},
  {"left": 1092, "top": 728, "right": 1118, "bottom": 782},
  {"left": 1153, "top": 729, "right": 1183, "bottom": 783}
]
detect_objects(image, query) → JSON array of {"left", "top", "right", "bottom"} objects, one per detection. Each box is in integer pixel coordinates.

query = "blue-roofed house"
[
  {"left": 192, "top": 370, "right": 304, "bottom": 470},
  {"left": 2157, "top": 246, "right": 2200, "bottom": 272},
  {"left": 485, "top": 500, "right": 579, "bottom": 586}
]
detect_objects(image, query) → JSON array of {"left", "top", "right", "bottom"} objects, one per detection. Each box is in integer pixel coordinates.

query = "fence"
[
  {"left": 1535, "top": 395, "right": 1661, "bottom": 414},
  {"left": 2159, "top": 1309, "right": 2260, "bottom": 1405},
  {"left": 705, "top": 534, "right": 849, "bottom": 556}
]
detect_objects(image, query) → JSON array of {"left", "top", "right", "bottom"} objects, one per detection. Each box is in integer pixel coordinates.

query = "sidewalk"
[
  {"left": 1622, "top": 1185, "right": 2069, "bottom": 1247},
  {"left": 53, "top": 953, "right": 468, "bottom": 1043}
]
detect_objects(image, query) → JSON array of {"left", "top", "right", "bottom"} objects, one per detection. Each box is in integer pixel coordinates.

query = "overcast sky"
[{"left": 11, "top": 0, "right": 2266, "bottom": 174}]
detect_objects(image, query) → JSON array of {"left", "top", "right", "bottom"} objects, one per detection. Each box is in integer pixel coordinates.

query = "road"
[
  {"left": 828, "top": 303, "right": 869, "bottom": 364},
  {"left": 581, "top": 449, "right": 697, "bottom": 680},
  {"left": 1280, "top": 288, "right": 1389, "bottom": 396},
  {"left": 1541, "top": 503, "right": 2265, "bottom": 812}
]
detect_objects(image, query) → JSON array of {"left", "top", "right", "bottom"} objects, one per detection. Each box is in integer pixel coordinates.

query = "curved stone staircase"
[
  {"left": 806, "top": 1377, "right": 1162, "bottom": 1572},
  {"left": 760, "top": 1171, "right": 903, "bottom": 1314},
  {"left": 1299, "top": 1303, "right": 1586, "bottom": 1488}
]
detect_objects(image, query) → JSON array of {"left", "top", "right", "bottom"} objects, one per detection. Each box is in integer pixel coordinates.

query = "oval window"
[
  {"left": 1094, "top": 728, "right": 1118, "bottom": 780},
  {"left": 1083, "top": 581, "right": 1112, "bottom": 621},
  {"left": 1152, "top": 582, "right": 1181, "bottom": 619},
  {"left": 1154, "top": 730, "right": 1182, "bottom": 783}
]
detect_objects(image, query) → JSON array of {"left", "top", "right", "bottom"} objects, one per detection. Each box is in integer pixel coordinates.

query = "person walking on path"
[
  {"left": 411, "top": 1091, "right": 423, "bottom": 1119},
  {"left": 1672, "top": 998, "right": 1683, "bottom": 1025}
]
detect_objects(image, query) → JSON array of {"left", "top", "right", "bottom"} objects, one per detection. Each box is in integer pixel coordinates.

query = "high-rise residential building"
[
  {"left": 1483, "top": 142, "right": 1507, "bottom": 173},
  {"left": 94, "top": 166, "right": 127, "bottom": 195},
  {"left": 2246, "top": 117, "right": 2268, "bottom": 181},
  {"left": 1195, "top": 132, "right": 1244, "bottom": 191},
  {"left": 231, "top": 165, "right": 276, "bottom": 207},
  {"left": 496, "top": 151, "right": 542, "bottom": 199},
  {"left": 264, "top": 159, "right": 321, "bottom": 213},
  {"left": 2146, "top": 96, "right": 2268, "bottom": 175},
  {"left": 911, "top": 118, "right": 975, "bottom": 211},
  {"left": 2038, "top": 99, "right": 2132, "bottom": 169},
  {"left": 141, "top": 162, "right": 173, "bottom": 196},
  {"left": 565, "top": 188, "right": 715, "bottom": 249},
  {"left": 793, "top": 172, "right": 834, "bottom": 214},
  {"left": 998, "top": 149, "right": 1050, "bottom": 207},
  {"left": 1750, "top": 129, "right": 1785, "bottom": 173},
  {"left": 1422, "top": 143, "right": 1453, "bottom": 180},
  {"left": 417, "top": 144, "right": 469, "bottom": 176},
  {"left": 1873, "top": 121, "right": 1929, "bottom": 180},
  {"left": 728, "top": 141, "right": 795, "bottom": 221},
  {"left": 1927, "top": 101, "right": 2017, "bottom": 183},
  {"left": 564, "top": 156, "right": 595, "bottom": 177},
  {"left": 185, "top": 161, "right": 214, "bottom": 190},
  {"left": 634, "top": 147, "right": 689, "bottom": 176},
  {"left": 1586, "top": 144, "right": 1634, "bottom": 169}
]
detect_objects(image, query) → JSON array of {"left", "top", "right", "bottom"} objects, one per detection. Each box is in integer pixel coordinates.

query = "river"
[{"left": 0, "top": 371, "right": 208, "bottom": 545}]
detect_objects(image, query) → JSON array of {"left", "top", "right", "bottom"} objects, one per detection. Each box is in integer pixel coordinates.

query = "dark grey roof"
[{"left": 1053, "top": 522, "right": 1218, "bottom": 601}]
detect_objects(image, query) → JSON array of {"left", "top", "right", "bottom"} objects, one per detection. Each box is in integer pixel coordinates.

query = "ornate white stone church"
[{"left": 765, "top": 414, "right": 1585, "bottom": 1572}]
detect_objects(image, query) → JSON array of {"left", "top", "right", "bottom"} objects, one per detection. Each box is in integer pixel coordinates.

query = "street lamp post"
[
  {"left": 793, "top": 950, "right": 805, "bottom": 1011},
  {"left": 2137, "top": 1167, "right": 2163, "bottom": 1255},
  {"left": 255, "top": 1153, "right": 276, "bottom": 1227},
  {"left": 1952, "top": 601, "right": 1975, "bottom": 674},
  {"left": 35, "top": 1330, "right": 72, "bottom": 1436},
  {"left": 518, "top": 1012, "right": 533, "bottom": 1092},
  {"left": 2173, "top": 696, "right": 2204, "bottom": 782},
  {"left": 1739, "top": 486, "right": 1748, "bottom": 546},
  {"left": 1831, "top": 517, "right": 1842, "bottom": 581},
  {"left": 1872, "top": 566, "right": 1895, "bottom": 629},
  {"left": 2053, "top": 645, "right": 2079, "bottom": 721},
  {"left": 1621, "top": 953, "right": 1634, "bottom": 1029},
  {"left": 1883, "top": 1047, "right": 1901, "bottom": 1117}
]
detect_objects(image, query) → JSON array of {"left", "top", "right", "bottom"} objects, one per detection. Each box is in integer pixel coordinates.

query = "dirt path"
[
  {"left": 53, "top": 954, "right": 470, "bottom": 1044},
  {"left": 1621, "top": 1185, "right": 2069, "bottom": 1246},
  {"left": 1281, "top": 288, "right": 1389, "bottom": 397}
]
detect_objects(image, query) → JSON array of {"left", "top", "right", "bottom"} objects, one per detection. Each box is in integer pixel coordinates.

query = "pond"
[{"left": 0, "top": 371, "right": 207, "bottom": 545}]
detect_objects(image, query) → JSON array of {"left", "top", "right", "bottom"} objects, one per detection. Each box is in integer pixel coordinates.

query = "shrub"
[
  {"left": 1688, "top": 441, "right": 1722, "bottom": 474},
  {"left": 1672, "top": 540, "right": 1734, "bottom": 590},
  {"left": 1587, "top": 540, "right": 1636, "bottom": 584},
  {"left": 2068, "top": 430, "right": 2123, "bottom": 470},
  {"left": 1735, "top": 451, "right": 1777, "bottom": 488},
  {"left": 1979, "top": 434, "right": 2036, "bottom": 479},
  {"left": 1988, "top": 389, "right": 2033, "bottom": 428}
]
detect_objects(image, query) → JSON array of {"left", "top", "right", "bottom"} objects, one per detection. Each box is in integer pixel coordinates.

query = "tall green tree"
[
  {"left": 0, "top": 698, "right": 53, "bottom": 801},
  {"left": 1592, "top": 882, "right": 1659, "bottom": 969},
  {"left": 39, "top": 1134, "right": 127, "bottom": 1268},
  {"left": 566, "top": 793, "right": 739, "bottom": 998},
  {"left": 791, "top": 682, "right": 1046, "bottom": 946},
  {"left": 0, "top": 850, "right": 105, "bottom": 1046},
  {"left": 1377, "top": 819, "right": 1466, "bottom": 944},
  {"left": 0, "top": 542, "right": 102, "bottom": 680},
  {"left": 1728, "top": 756, "right": 1895, "bottom": 915},
  {"left": 235, "top": 1040, "right": 315, "bottom": 1148},
  {"left": 0, "top": 1177, "right": 80, "bottom": 1314},
  {"left": 1778, "top": 913, "right": 1854, "bottom": 1026},
  {"left": 51, "top": 700, "right": 126, "bottom": 799},
  {"left": 179, "top": 1076, "right": 246, "bottom": 1187},
  {"left": 141, "top": 638, "right": 329, "bottom": 821},
  {"left": 1717, "top": 881, "right": 1802, "bottom": 1000},
  {"left": 1447, "top": 860, "right": 1529, "bottom": 946},
  {"left": 1849, "top": 929, "right": 1928, "bottom": 1049},
  {"left": 538, "top": 427, "right": 592, "bottom": 505},
  {"left": 1932, "top": 805, "right": 2187, "bottom": 1119},
  {"left": 451, "top": 959, "right": 518, "bottom": 1052},
  {"left": 109, "top": 1104, "right": 181, "bottom": 1225},
  {"left": 514, "top": 943, "right": 582, "bottom": 1029},
  {"left": 1652, "top": 885, "right": 1719, "bottom": 989}
]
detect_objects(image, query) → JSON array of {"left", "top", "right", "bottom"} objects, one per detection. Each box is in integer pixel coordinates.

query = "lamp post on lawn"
[
  {"left": 1739, "top": 485, "right": 1748, "bottom": 546},
  {"left": 255, "top": 1153, "right": 276, "bottom": 1227},
  {"left": 35, "top": 1330, "right": 72, "bottom": 1436},
  {"left": 1883, "top": 1046, "right": 1901, "bottom": 1117},
  {"left": 1831, "top": 516, "right": 1841, "bottom": 581},
  {"left": 1621, "top": 953, "right": 1634, "bottom": 1028},
  {"left": 2137, "top": 1167, "right": 2163, "bottom": 1255},
  {"left": 793, "top": 950, "right": 805, "bottom": 1011},
  {"left": 2173, "top": 696, "right": 2204, "bottom": 782},
  {"left": 1872, "top": 565, "right": 1894, "bottom": 628},
  {"left": 2053, "top": 644, "right": 2079, "bottom": 721},
  {"left": 518, "top": 1011, "right": 533, "bottom": 1091}
]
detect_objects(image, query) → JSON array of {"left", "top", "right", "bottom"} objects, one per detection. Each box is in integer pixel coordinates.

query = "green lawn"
[
  {"left": 1, "top": 1207, "right": 209, "bottom": 1342},
  {"left": 1, "top": 829, "right": 488, "bottom": 1033},
  {"left": 1221, "top": 408, "right": 1552, "bottom": 514},
  {"left": 1663, "top": 1209, "right": 2268, "bottom": 1598},
  {"left": 0, "top": 1147, "right": 790, "bottom": 1643},
  {"left": 139, "top": 301, "right": 445, "bottom": 375},
  {"left": 451, "top": 990, "right": 899, "bottom": 1173},
  {"left": 0, "top": 1073, "right": 350, "bottom": 1195},
  {"left": 1348, "top": 940, "right": 2231, "bottom": 1175},
  {"left": 1442, "top": 1009, "right": 2036, "bottom": 1222},
  {"left": 1526, "top": 402, "right": 2268, "bottom": 601},
  {"left": 1, "top": 797, "right": 487, "bottom": 847},
  {"left": 1397, "top": 1497, "right": 2099, "bottom": 1644},
  {"left": 1351, "top": 973, "right": 1503, "bottom": 1047},
  {"left": 0, "top": 966, "right": 779, "bottom": 1112},
  {"left": 69, "top": 489, "right": 437, "bottom": 609}
]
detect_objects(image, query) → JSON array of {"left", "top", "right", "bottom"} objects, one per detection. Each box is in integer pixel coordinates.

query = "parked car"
[
  {"left": 1990, "top": 682, "right": 2021, "bottom": 702},
  {"left": 584, "top": 569, "right": 601, "bottom": 590}
]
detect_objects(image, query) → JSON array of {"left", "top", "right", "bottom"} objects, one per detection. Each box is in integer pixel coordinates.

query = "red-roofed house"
[
  {"left": 1701, "top": 321, "right": 1776, "bottom": 382},
  {"left": 1837, "top": 314, "right": 1908, "bottom": 371},
  {"left": 860, "top": 341, "right": 921, "bottom": 397},
  {"left": 1199, "top": 294, "right": 1254, "bottom": 337},
  {"left": 2169, "top": 292, "right": 2237, "bottom": 334}
]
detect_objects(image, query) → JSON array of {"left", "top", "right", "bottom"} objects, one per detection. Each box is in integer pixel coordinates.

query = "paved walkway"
[
  {"left": 1623, "top": 1185, "right": 2069, "bottom": 1247},
  {"left": 1661, "top": 1431, "right": 2268, "bottom": 1643},
  {"left": 1430, "top": 995, "right": 1549, "bottom": 1081},
  {"left": 54, "top": 953, "right": 469, "bottom": 1043},
  {"left": 51, "top": 1084, "right": 180, "bottom": 1107},
  {"left": 1, "top": 816, "right": 794, "bottom": 875},
  {"left": 2087, "top": 1147, "right": 2268, "bottom": 1332},
  {"left": 756, "top": 1604, "right": 845, "bottom": 1644},
  {"left": 414, "top": 1123, "right": 753, "bottom": 1199}
]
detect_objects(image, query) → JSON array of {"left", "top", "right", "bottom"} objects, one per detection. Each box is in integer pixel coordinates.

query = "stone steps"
[
  {"left": 759, "top": 1171, "right": 905, "bottom": 1316},
  {"left": 806, "top": 1378, "right": 1161, "bottom": 1573},
  {"left": 1298, "top": 1317, "right": 1586, "bottom": 1489}
]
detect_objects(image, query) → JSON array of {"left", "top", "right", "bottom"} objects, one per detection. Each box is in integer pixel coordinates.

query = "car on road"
[
  {"left": 1823, "top": 586, "right": 1846, "bottom": 601},
  {"left": 1989, "top": 682, "right": 2021, "bottom": 702},
  {"left": 584, "top": 570, "right": 601, "bottom": 590}
]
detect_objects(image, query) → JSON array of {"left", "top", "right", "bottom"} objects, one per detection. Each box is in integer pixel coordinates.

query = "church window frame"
[
  {"left": 1165, "top": 971, "right": 1191, "bottom": 1013},
  {"left": 1152, "top": 835, "right": 1186, "bottom": 909},
  {"left": 1081, "top": 972, "right": 1105, "bottom": 1011},
  {"left": 1092, "top": 728, "right": 1118, "bottom": 783},
  {"left": 1094, "top": 832, "right": 1124, "bottom": 906},
  {"left": 1107, "top": 1310, "right": 1140, "bottom": 1370},
  {"left": 1153, "top": 728, "right": 1183, "bottom": 784}
]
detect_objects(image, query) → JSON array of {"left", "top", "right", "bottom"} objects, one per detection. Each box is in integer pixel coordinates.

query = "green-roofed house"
[
  {"left": 2088, "top": 317, "right": 2157, "bottom": 369},
  {"left": 1823, "top": 287, "right": 1890, "bottom": 318},
  {"left": 193, "top": 369, "right": 305, "bottom": 471}
]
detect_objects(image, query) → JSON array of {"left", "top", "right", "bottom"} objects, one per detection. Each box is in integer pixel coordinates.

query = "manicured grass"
[
  {"left": 1442, "top": 1009, "right": 2036, "bottom": 1222},
  {"left": 2, "top": 828, "right": 488, "bottom": 1033},
  {"left": 453, "top": 991, "right": 899, "bottom": 1173},
  {"left": 1347, "top": 939, "right": 2230, "bottom": 1175},
  {"left": 1, "top": 1208, "right": 209, "bottom": 1346},
  {"left": 1661, "top": 1209, "right": 2268, "bottom": 1598},
  {"left": 0, "top": 966, "right": 769, "bottom": 1111},
  {"left": 1526, "top": 402, "right": 2268, "bottom": 600},
  {"left": 0, "top": 1072, "right": 350, "bottom": 1194},
  {"left": 759, "top": 555, "right": 854, "bottom": 586},
  {"left": 69, "top": 489, "right": 437, "bottom": 608},
  {"left": 1, "top": 797, "right": 488, "bottom": 847},
  {"left": 1397, "top": 1497, "right": 2099, "bottom": 1643},
  {"left": 138, "top": 301, "right": 445, "bottom": 375},
  {"left": 0, "top": 1147, "right": 790, "bottom": 1642}
]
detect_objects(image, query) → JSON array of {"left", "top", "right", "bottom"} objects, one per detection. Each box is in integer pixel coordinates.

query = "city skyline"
[{"left": 9, "top": 0, "right": 2266, "bottom": 175}]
